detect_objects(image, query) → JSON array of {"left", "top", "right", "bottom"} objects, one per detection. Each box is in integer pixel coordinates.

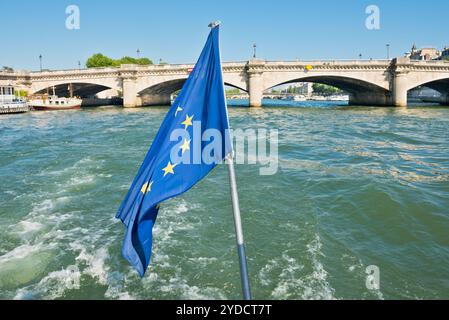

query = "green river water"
[{"left": 0, "top": 100, "right": 448, "bottom": 299}]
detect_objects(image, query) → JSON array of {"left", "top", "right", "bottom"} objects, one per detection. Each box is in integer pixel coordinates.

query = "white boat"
[
  {"left": 311, "top": 96, "right": 327, "bottom": 101},
  {"left": 293, "top": 95, "right": 307, "bottom": 101},
  {"left": 29, "top": 86, "right": 82, "bottom": 111},
  {"left": 29, "top": 95, "right": 82, "bottom": 111},
  {"left": 0, "top": 85, "right": 29, "bottom": 114},
  {"left": 328, "top": 95, "right": 350, "bottom": 101}
]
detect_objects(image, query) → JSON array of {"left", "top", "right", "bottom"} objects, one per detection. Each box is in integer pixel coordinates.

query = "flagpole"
[
  {"left": 226, "top": 152, "right": 252, "bottom": 300},
  {"left": 209, "top": 20, "right": 251, "bottom": 300}
]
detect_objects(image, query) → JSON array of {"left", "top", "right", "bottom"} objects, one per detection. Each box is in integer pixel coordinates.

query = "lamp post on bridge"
[
  {"left": 137, "top": 49, "right": 141, "bottom": 59},
  {"left": 253, "top": 43, "right": 257, "bottom": 59},
  {"left": 386, "top": 44, "right": 390, "bottom": 60},
  {"left": 359, "top": 53, "right": 362, "bottom": 60},
  {"left": 39, "top": 54, "right": 42, "bottom": 71}
]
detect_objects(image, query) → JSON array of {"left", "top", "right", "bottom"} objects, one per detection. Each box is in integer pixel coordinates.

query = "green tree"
[
  {"left": 312, "top": 83, "right": 344, "bottom": 96},
  {"left": 287, "top": 86, "right": 297, "bottom": 94},
  {"left": 137, "top": 58, "right": 153, "bottom": 65},
  {"left": 225, "top": 88, "right": 241, "bottom": 95},
  {"left": 116, "top": 56, "right": 137, "bottom": 65},
  {"left": 86, "top": 53, "right": 115, "bottom": 68},
  {"left": 86, "top": 54, "right": 153, "bottom": 68},
  {"left": 117, "top": 57, "right": 153, "bottom": 65}
]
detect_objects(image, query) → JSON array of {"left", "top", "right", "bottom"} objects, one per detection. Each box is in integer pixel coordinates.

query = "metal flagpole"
[
  {"left": 226, "top": 153, "right": 252, "bottom": 300},
  {"left": 209, "top": 20, "right": 251, "bottom": 300}
]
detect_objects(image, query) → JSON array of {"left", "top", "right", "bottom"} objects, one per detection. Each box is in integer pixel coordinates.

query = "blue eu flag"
[{"left": 116, "top": 25, "right": 232, "bottom": 277}]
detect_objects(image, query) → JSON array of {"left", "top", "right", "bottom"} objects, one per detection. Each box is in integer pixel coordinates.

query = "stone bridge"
[{"left": 3, "top": 57, "right": 449, "bottom": 107}]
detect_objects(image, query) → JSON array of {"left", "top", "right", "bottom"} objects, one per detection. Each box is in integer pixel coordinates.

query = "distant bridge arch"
[
  {"left": 404, "top": 73, "right": 449, "bottom": 92},
  {"left": 136, "top": 76, "right": 248, "bottom": 106},
  {"left": 263, "top": 73, "right": 391, "bottom": 92},
  {"left": 32, "top": 82, "right": 114, "bottom": 98},
  {"left": 406, "top": 76, "right": 449, "bottom": 105},
  {"left": 138, "top": 78, "right": 247, "bottom": 96},
  {"left": 29, "top": 78, "right": 121, "bottom": 96},
  {"left": 264, "top": 75, "right": 392, "bottom": 106}
]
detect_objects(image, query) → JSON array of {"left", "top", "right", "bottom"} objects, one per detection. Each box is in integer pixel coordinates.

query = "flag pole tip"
[{"left": 208, "top": 21, "right": 221, "bottom": 28}]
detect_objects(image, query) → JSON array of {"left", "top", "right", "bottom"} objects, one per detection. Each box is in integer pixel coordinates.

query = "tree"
[
  {"left": 137, "top": 58, "right": 153, "bottom": 65},
  {"left": 287, "top": 86, "right": 296, "bottom": 94},
  {"left": 225, "top": 88, "right": 241, "bottom": 95},
  {"left": 86, "top": 54, "right": 153, "bottom": 68},
  {"left": 116, "top": 56, "right": 136, "bottom": 65},
  {"left": 116, "top": 56, "right": 153, "bottom": 65},
  {"left": 86, "top": 54, "right": 115, "bottom": 68},
  {"left": 312, "top": 83, "right": 344, "bottom": 96}
]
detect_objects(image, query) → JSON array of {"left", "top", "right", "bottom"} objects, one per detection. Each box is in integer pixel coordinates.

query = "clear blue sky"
[{"left": 1, "top": 0, "right": 448, "bottom": 71}]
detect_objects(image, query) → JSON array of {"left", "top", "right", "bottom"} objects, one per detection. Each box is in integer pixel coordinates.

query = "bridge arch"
[
  {"left": 137, "top": 77, "right": 247, "bottom": 106},
  {"left": 264, "top": 75, "right": 392, "bottom": 106},
  {"left": 30, "top": 79, "right": 120, "bottom": 97},
  {"left": 406, "top": 75, "right": 449, "bottom": 105},
  {"left": 32, "top": 82, "right": 113, "bottom": 98},
  {"left": 265, "top": 75, "right": 389, "bottom": 93},
  {"left": 405, "top": 74, "right": 449, "bottom": 92}
]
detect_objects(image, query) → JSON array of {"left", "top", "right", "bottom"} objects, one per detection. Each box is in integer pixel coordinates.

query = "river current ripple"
[{"left": 0, "top": 101, "right": 448, "bottom": 299}]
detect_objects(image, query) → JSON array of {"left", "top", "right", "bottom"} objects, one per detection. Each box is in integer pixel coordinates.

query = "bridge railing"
[
  {"left": 28, "top": 63, "right": 201, "bottom": 75},
  {"left": 264, "top": 59, "right": 392, "bottom": 64},
  {"left": 27, "top": 62, "right": 250, "bottom": 76},
  {"left": 0, "top": 70, "right": 32, "bottom": 77},
  {"left": 409, "top": 59, "right": 449, "bottom": 65},
  {"left": 27, "top": 60, "right": 394, "bottom": 76},
  {"left": 21, "top": 58, "right": 449, "bottom": 76}
]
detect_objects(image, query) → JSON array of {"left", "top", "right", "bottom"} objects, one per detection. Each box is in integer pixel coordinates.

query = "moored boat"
[
  {"left": 29, "top": 95, "right": 82, "bottom": 111},
  {"left": 293, "top": 95, "right": 307, "bottom": 101},
  {"left": 0, "top": 85, "right": 29, "bottom": 114}
]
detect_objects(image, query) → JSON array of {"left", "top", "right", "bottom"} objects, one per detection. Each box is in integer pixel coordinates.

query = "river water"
[{"left": 0, "top": 100, "right": 448, "bottom": 300}]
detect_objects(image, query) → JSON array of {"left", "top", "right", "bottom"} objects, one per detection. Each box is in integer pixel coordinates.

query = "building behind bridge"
[
  {"left": 406, "top": 44, "right": 449, "bottom": 61},
  {"left": 407, "top": 44, "right": 440, "bottom": 61},
  {"left": 441, "top": 47, "right": 449, "bottom": 60}
]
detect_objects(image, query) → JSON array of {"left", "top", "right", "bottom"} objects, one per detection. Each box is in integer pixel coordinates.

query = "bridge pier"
[
  {"left": 122, "top": 77, "right": 142, "bottom": 108},
  {"left": 441, "top": 93, "right": 449, "bottom": 105},
  {"left": 391, "top": 57, "right": 412, "bottom": 107},
  {"left": 393, "top": 72, "right": 409, "bottom": 107},
  {"left": 247, "top": 60, "right": 265, "bottom": 107},
  {"left": 140, "top": 94, "right": 172, "bottom": 106},
  {"left": 349, "top": 92, "right": 392, "bottom": 106}
]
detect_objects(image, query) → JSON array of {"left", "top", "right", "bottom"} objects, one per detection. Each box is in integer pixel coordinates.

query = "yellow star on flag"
[
  {"left": 175, "top": 106, "right": 183, "bottom": 117},
  {"left": 141, "top": 181, "right": 153, "bottom": 194},
  {"left": 181, "top": 114, "right": 193, "bottom": 130},
  {"left": 162, "top": 161, "right": 178, "bottom": 177},
  {"left": 180, "top": 139, "right": 191, "bottom": 155}
]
